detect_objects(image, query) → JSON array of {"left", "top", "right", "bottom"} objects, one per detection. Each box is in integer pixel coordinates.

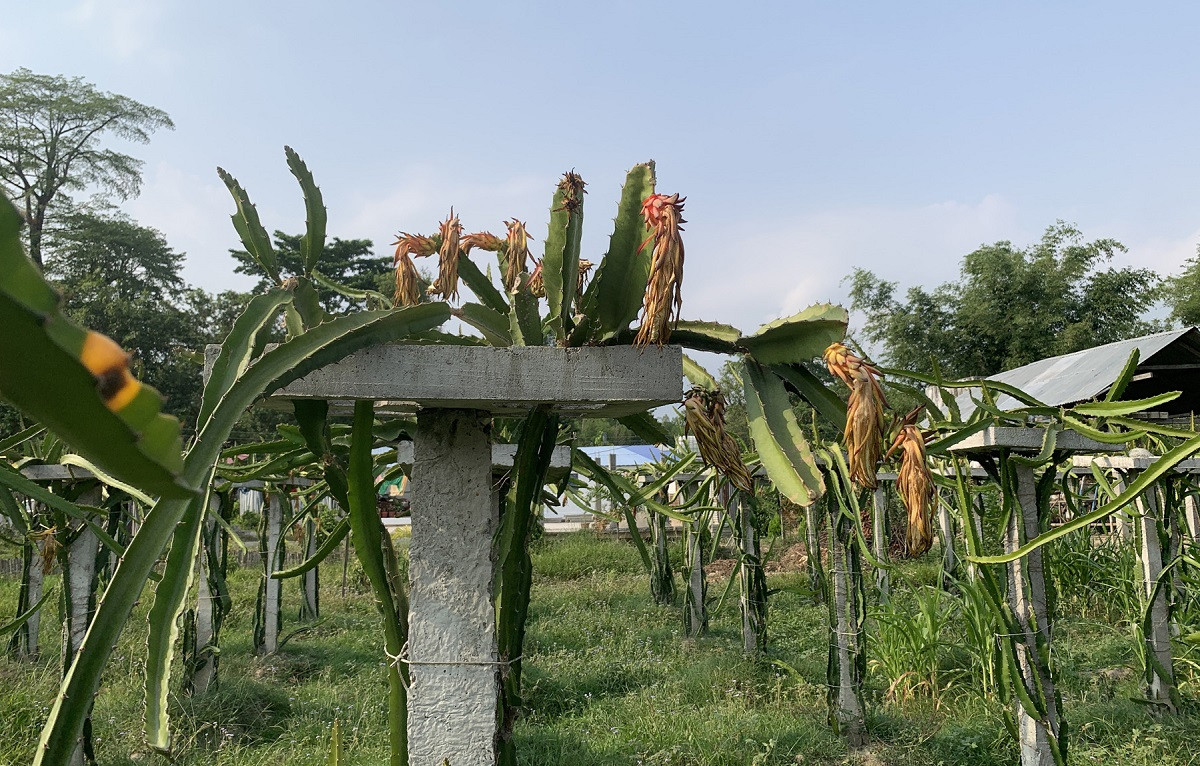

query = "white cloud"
[
  {"left": 344, "top": 168, "right": 550, "bottom": 248},
  {"left": 64, "top": 0, "right": 169, "bottom": 60},
  {"left": 126, "top": 161, "right": 256, "bottom": 293},
  {"left": 681, "top": 194, "right": 1021, "bottom": 335}
]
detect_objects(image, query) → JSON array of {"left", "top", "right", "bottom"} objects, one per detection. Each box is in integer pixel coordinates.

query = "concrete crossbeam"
[{"left": 207, "top": 344, "right": 682, "bottom": 417}]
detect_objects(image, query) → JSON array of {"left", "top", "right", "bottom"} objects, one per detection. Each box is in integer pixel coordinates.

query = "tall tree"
[
  {"left": 1164, "top": 247, "right": 1200, "bottom": 327},
  {"left": 231, "top": 231, "right": 391, "bottom": 313},
  {"left": 0, "top": 68, "right": 173, "bottom": 266},
  {"left": 45, "top": 211, "right": 205, "bottom": 430},
  {"left": 849, "top": 222, "right": 1160, "bottom": 377}
]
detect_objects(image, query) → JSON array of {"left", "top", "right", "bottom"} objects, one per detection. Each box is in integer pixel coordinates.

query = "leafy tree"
[
  {"left": 44, "top": 211, "right": 203, "bottom": 427},
  {"left": 1164, "top": 248, "right": 1200, "bottom": 327},
  {"left": 0, "top": 68, "right": 173, "bottom": 266},
  {"left": 231, "top": 231, "right": 392, "bottom": 313},
  {"left": 848, "top": 222, "right": 1160, "bottom": 377}
]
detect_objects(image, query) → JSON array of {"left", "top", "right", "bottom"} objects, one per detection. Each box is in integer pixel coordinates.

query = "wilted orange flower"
[
  {"left": 528, "top": 259, "right": 546, "bottom": 298},
  {"left": 577, "top": 258, "right": 594, "bottom": 302},
  {"left": 684, "top": 387, "right": 753, "bottom": 493},
  {"left": 824, "top": 342, "right": 887, "bottom": 489},
  {"left": 427, "top": 210, "right": 463, "bottom": 301},
  {"left": 461, "top": 231, "right": 502, "bottom": 254},
  {"left": 635, "top": 193, "right": 686, "bottom": 348},
  {"left": 887, "top": 424, "right": 934, "bottom": 557},
  {"left": 504, "top": 219, "right": 531, "bottom": 292},
  {"left": 391, "top": 232, "right": 433, "bottom": 307}
]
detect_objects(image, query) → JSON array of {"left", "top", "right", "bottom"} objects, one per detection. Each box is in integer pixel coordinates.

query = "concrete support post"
[
  {"left": 1185, "top": 494, "right": 1200, "bottom": 544},
  {"left": 938, "top": 493, "right": 959, "bottom": 590},
  {"left": 1131, "top": 473, "right": 1175, "bottom": 710},
  {"left": 64, "top": 486, "right": 101, "bottom": 766},
  {"left": 735, "top": 491, "right": 765, "bottom": 654},
  {"left": 408, "top": 409, "right": 500, "bottom": 766},
  {"left": 872, "top": 485, "right": 889, "bottom": 602},
  {"left": 259, "top": 491, "right": 283, "bottom": 655},
  {"left": 9, "top": 499, "right": 43, "bottom": 660},
  {"left": 829, "top": 496, "right": 866, "bottom": 747},
  {"left": 300, "top": 514, "right": 320, "bottom": 620},
  {"left": 805, "top": 499, "right": 826, "bottom": 605},
  {"left": 1009, "top": 466, "right": 1061, "bottom": 766},
  {"left": 191, "top": 492, "right": 225, "bottom": 695},
  {"left": 683, "top": 512, "right": 707, "bottom": 637},
  {"left": 967, "top": 492, "right": 985, "bottom": 581},
  {"left": 1113, "top": 478, "right": 1134, "bottom": 543}
]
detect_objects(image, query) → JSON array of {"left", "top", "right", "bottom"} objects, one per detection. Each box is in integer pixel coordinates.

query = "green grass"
[{"left": 1, "top": 533, "right": 1197, "bottom": 764}]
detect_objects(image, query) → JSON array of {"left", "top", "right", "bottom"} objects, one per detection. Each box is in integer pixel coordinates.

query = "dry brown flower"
[
  {"left": 888, "top": 424, "right": 934, "bottom": 557},
  {"left": 503, "top": 219, "right": 531, "bottom": 292},
  {"left": 426, "top": 210, "right": 463, "bottom": 301},
  {"left": 635, "top": 193, "right": 686, "bottom": 347},
  {"left": 391, "top": 232, "right": 436, "bottom": 307},
  {"left": 684, "top": 387, "right": 753, "bottom": 493},
  {"left": 823, "top": 342, "right": 887, "bottom": 489},
  {"left": 528, "top": 259, "right": 546, "bottom": 298}
]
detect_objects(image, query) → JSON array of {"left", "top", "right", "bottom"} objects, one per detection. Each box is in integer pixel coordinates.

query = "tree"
[
  {"left": 231, "top": 231, "right": 392, "bottom": 313},
  {"left": 1164, "top": 248, "right": 1200, "bottom": 327},
  {"left": 45, "top": 211, "right": 207, "bottom": 432},
  {"left": 0, "top": 68, "right": 173, "bottom": 267},
  {"left": 848, "top": 223, "right": 1160, "bottom": 377}
]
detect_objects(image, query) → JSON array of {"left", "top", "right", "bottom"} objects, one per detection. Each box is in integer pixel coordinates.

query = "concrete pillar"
[
  {"left": 408, "top": 409, "right": 499, "bottom": 766},
  {"left": 967, "top": 492, "right": 985, "bottom": 581},
  {"left": 829, "top": 497, "right": 865, "bottom": 746},
  {"left": 259, "top": 491, "right": 283, "bottom": 655},
  {"left": 1009, "top": 465, "right": 1061, "bottom": 766},
  {"left": 1113, "top": 477, "right": 1134, "bottom": 543},
  {"left": 872, "top": 485, "right": 889, "bottom": 601},
  {"left": 191, "top": 493, "right": 223, "bottom": 694},
  {"left": 1185, "top": 494, "right": 1200, "bottom": 544},
  {"left": 64, "top": 486, "right": 101, "bottom": 766},
  {"left": 300, "top": 515, "right": 320, "bottom": 620},
  {"left": 937, "top": 492, "right": 959, "bottom": 589},
  {"left": 805, "top": 499, "right": 826, "bottom": 605},
  {"left": 1132, "top": 473, "right": 1175, "bottom": 710}
]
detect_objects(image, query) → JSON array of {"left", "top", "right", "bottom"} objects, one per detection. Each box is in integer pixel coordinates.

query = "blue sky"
[{"left": 6, "top": 1, "right": 1200, "bottom": 341}]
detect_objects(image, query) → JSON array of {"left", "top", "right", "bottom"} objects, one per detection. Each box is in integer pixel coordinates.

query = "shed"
[{"left": 940, "top": 327, "right": 1200, "bottom": 420}]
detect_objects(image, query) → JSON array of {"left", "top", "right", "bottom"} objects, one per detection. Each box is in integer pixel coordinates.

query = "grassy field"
[{"left": 1, "top": 532, "right": 1197, "bottom": 765}]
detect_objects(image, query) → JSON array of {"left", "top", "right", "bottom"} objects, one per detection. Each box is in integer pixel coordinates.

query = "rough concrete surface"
[{"left": 407, "top": 410, "right": 500, "bottom": 766}]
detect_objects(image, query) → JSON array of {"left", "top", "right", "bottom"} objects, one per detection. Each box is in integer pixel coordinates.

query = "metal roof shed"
[{"left": 941, "top": 327, "right": 1200, "bottom": 419}]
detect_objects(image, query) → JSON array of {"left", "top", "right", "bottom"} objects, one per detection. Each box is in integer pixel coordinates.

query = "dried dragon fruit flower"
[
  {"left": 823, "top": 342, "right": 887, "bottom": 489},
  {"left": 556, "top": 171, "right": 587, "bottom": 213},
  {"left": 391, "top": 232, "right": 433, "bottom": 307},
  {"left": 684, "top": 387, "right": 753, "bottom": 493},
  {"left": 461, "top": 231, "right": 503, "bottom": 254},
  {"left": 528, "top": 259, "right": 546, "bottom": 298},
  {"left": 635, "top": 193, "right": 686, "bottom": 348},
  {"left": 426, "top": 209, "right": 463, "bottom": 301},
  {"left": 577, "top": 258, "right": 594, "bottom": 302},
  {"left": 888, "top": 424, "right": 934, "bottom": 557},
  {"left": 503, "top": 219, "right": 531, "bottom": 293}
]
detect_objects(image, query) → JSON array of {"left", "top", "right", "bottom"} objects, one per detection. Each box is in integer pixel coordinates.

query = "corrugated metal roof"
[{"left": 941, "top": 327, "right": 1199, "bottom": 418}]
